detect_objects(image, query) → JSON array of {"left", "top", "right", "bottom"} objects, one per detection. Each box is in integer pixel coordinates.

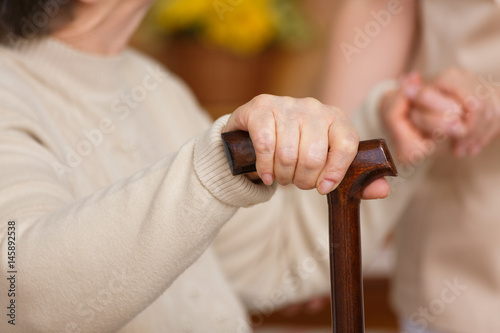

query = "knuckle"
[
  {"left": 331, "top": 105, "right": 348, "bottom": 118},
  {"left": 278, "top": 99, "right": 300, "bottom": 119},
  {"left": 324, "top": 106, "right": 342, "bottom": 123},
  {"left": 293, "top": 178, "right": 316, "bottom": 191},
  {"left": 251, "top": 94, "right": 275, "bottom": 109},
  {"left": 276, "top": 146, "right": 298, "bottom": 167},
  {"left": 252, "top": 130, "right": 275, "bottom": 155},
  {"left": 275, "top": 174, "right": 292, "bottom": 186},
  {"left": 337, "top": 136, "right": 359, "bottom": 156},
  {"left": 301, "top": 97, "right": 322, "bottom": 109},
  {"left": 323, "top": 167, "right": 344, "bottom": 185},
  {"left": 253, "top": 93, "right": 274, "bottom": 103},
  {"left": 300, "top": 145, "right": 327, "bottom": 170},
  {"left": 300, "top": 154, "right": 325, "bottom": 171},
  {"left": 341, "top": 129, "right": 360, "bottom": 148}
]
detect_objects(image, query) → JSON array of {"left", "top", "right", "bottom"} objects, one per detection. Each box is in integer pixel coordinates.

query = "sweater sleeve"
[
  {"left": 213, "top": 81, "right": 433, "bottom": 312},
  {"left": 0, "top": 96, "right": 276, "bottom": 333}
]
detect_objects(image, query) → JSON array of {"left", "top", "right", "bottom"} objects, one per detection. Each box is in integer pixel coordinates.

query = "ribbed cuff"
[
  {"left": 352, "top": 80, "right": 398, "bottom": 142},
  {"left": 194, "top": 115, "right": 277, "bottom": 208}
]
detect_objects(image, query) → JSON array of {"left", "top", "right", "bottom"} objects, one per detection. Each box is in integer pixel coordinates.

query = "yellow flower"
[
  {"left": 154, "top": 0, "right": 212, "bottom": 32},
  {"left": 204, "top": 0, "right": 278, "bottom": 55},
  {"left": 149, "top": 0, "right": 306, "bottom": 56}
]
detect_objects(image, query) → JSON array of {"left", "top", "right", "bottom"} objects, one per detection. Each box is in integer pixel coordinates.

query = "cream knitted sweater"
[
  {"left": 0, "top": 37, "right": 279, "bottom": 332},
  {"left": 0, "top": 37, "right": 391, "bottom": 333},
  {"left": 0, "top": 37, "right": 414, "bottom": 332}
]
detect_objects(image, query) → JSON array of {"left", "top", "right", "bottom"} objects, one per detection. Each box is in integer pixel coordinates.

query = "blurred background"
[
  {"left": 131, "top": 0, "right": 398, "bottom": 332},
  {"left": 132, "top": 0, "right": 330, "bottom": 117}
]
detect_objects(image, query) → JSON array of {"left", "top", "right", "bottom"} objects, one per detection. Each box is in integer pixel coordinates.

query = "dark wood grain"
[
  {"left": 328, "top": 140, "right": 397, "bottom": 333},
  {"left": 221, "top": 131, "right": 257, "bottom": 175},
  {"left": 221, "top": 131, "right": 398, "bottom": 333}
]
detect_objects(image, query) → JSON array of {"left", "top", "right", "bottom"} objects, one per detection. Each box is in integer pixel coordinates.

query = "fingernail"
[
  {"left": 318, "top": 180, "right": 336, "bottom": 195},
  {"left": 261, "top": 173, "right": 273, "bottom": 186}
]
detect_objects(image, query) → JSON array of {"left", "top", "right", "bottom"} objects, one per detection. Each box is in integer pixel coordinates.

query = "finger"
[
  {"left": 459, "top": 106, "right": 499, "bottom": 156},
  {"left": 409, "top": 109, "right": 442, "bottom": 135},
  {"left": 433, "top": 71, "right": 485, "bottom": 139},
  {"left": 452, "top": 103, "right": 495, "bottom": 156},
  {"left": 408, "top": 86, "right": 468, "bottom": 146},
  {"left": 434, "top": 72, "right": 482, "bottom": 114},
  {"left": 431, "top": 70, "right": 491, "bottom": 155},
  {"left": 361, "top": 178, "right": 390, "bottom": 200},
  {"left": 316, "top": 115, "right": 359, "bottom": 195},
  {"left": 293, "top": 121, "right": 329, "bottom": 190},
  {"left": 410, "top": 107, "right": 466, "bottom": 138},
  {"left": 406, "top": 84, "right": 465, "bottom": 125},
  {"left": 249, "top": 121, "right": 276, "bottom": 186},
  {"left": 232, "top": 96, "right": 279, "bottom": 186},
  {"left": 274, "top": 120, "right": 300, "bottom": 186},
  {"left": 383, "top": 92, "right": 431, "bottom": 164}
]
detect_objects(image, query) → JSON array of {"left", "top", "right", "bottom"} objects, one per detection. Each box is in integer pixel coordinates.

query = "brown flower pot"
[{"left": 158, "top": 40, "right": 269, "bottom": 105}]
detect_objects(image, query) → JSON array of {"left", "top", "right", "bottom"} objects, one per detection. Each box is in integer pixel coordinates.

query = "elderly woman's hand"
[
  {"left": 429, "top": 67, "right": 500, "bottom": 156},
  {"left": 380, "top": 72, "right": 467, "bottom": 164},
  {"left": 224, "top": 95, "right": 390, "bottom": 198}
]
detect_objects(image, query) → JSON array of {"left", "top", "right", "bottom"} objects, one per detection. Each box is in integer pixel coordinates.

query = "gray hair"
[{"left": 0, "top": 0, "right": 74, "bottom": 39}]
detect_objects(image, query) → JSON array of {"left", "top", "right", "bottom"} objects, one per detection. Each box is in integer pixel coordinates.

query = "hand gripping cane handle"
[{"left": 221, "top": 130, "right": 398, "bottom": 333}]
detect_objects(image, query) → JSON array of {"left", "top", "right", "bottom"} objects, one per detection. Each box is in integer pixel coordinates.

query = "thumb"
[{"left": 385, "top": 91, "right": 431, "bottom": 164}]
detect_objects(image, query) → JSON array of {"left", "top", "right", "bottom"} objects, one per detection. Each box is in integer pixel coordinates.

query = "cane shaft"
[
  {"left": 328, "top": 192, "right": 364, "bottom": 332},
  {"left": 327, "top": 140, "right": 397, "bottom": 333}
]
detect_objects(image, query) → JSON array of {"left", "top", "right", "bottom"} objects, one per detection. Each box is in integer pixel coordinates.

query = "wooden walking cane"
[{"left": 221, "top": 130, "right": 397, "bottom": 333}]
